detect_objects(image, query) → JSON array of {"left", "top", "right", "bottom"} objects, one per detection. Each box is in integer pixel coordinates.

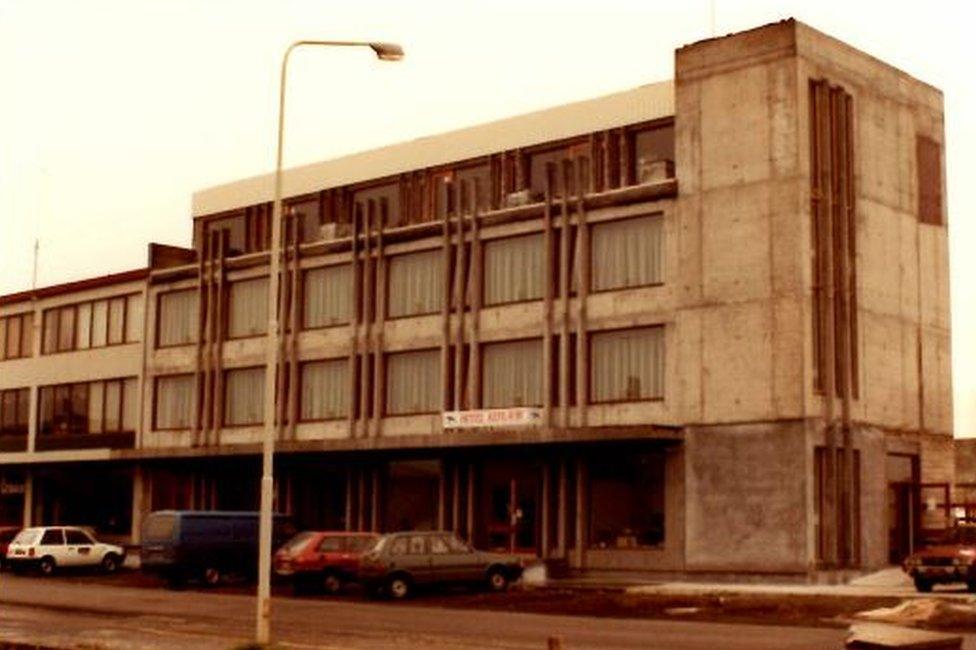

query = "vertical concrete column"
[
  {"left": 130, "top": 466, "right": 151, "bottom": 546},
  {"left": 557, "top": 460, "right": 567, "bottom": 557},
  {"left": 370, "top": 467, "right": 380, "bottom": 532},
  {"left": 357, "top": 468, "right": 366, "bottom": 531},
  {"left": 27, "top": 386, "right": 38, "bottom": 453},
  {"left": 344, "top": 468, "right": 354, "bottom": 531},
  {"left": 574, "top": 458, "right": 585, "bottom": 567},
  {"left": 451, "top": 463, "right": 461, "bottom": 533},
  {"left": 22, "top": 470, "right": 33, "bottom": 528},
  {"left": 465, "top": 463, "right": 475, "bottom": 542},
  {"left": 437, "top": 464, "right": 446, "bottom": 530}
]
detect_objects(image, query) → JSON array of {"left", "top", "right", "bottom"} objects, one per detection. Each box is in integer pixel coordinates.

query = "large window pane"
[
  {"left": 42, "top": 310, "right": 58, "bottom": 354},
  {"left": 158, "top": 289, "right": 198, "bottom": 347},
  {"left": 123, "top": 378, "right": 138, "bottom": 431},
  {"left": 20, "top": 313, "right": 32, "bottom": 358},
  {"left": 303, "top": 266, "right": 351, "bottom": 328},
  {"left": 88, "top": 381, "right": 104, "bottom": 434},
  {"left": 224, "top": 367, "right": 265, "bottom": 426},
  {"left": 589, "top": 453, "right": 665, "bottom": 548},
  {"left": 482, "top": 339, "right": 543, "bottom": 408},
  {"left": 76, "top": 302, "right": 92, "bottom": 349},
  {"left": 0, "top": 318, "right": 6, "bottom": 358},
  {"left": 70, "top": 383, "right": 88, "bottom": 435},
  {"left": 108, "top": 297, "right": 125, "bottom": 344},
  {"left": 91, "top": 300, "right": 108, "bottom": 347},
  {"left": 104, "top": 380, "right": 121, "bottom": 432},
  {"left": 590, "top": 327, "right": 664, "bottom": 402},
  {"left": 484, "top": 234, "right": 544, "bottom": 305},
  {"left": 125, "top": 295, "right": 143, "bottom": 342},
  {"left": 300, "top": 360, "right": 348, "bottom": 420},
  {"left": 6, "top": 314, "right": 21, "bottom": 358},
  {"left": 386, "top": 349, "right": 440, "bottom": 415},
  {"left": 387, "top": 250, "right": 442, "bottom": 318},
  {"left": 591, "top": 215, "right": 663, "bottom": 291},
  {"left": 155, "top": 375, "right": 195, "bottom": 429},
  {"left": 39, "top": 386, "right": 54, "bottom": 435},
  {"left": 57, "top": 306, "right": 75, "bottom": 352},
  {"left": 228, "top": 278, "right": 269, "bottom": 338}
]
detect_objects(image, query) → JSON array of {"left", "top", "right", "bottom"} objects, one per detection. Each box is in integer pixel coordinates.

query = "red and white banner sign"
[{"left": 443, "top": 407, "right": 543, "bottom": 429}]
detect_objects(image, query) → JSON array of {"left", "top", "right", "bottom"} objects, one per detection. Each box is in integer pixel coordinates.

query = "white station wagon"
[{"left": 5, "top": 526, "right": 125, "bottom": 575}]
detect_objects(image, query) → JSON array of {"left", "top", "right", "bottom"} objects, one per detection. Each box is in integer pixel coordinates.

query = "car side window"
[
  {"left": 429, "top": 536, "right": 450, "bottom": 554},
  {"left": 65, "top": 530, "right": 93, "bottom": 545},
  {"left": 389, "top": 537, "right": 408, "bottom": 556},
  {"left": 318, "top": 537, "right": 343, "bottom": 552},
  {"left": 445, "top": 535, "right": 470, "bottom": 553},
  {"left": 407, "top": 535, "right": 426, "bottom": 555},
  {"left": 40, "top": 529, "right": 64, "bottom": 545},
  {"left": 348, "top": 536, "right": 374, "bottom": 552}
]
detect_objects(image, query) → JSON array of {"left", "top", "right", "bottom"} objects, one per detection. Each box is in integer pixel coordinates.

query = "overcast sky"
[{"left": 1, "top": 0, "right": 973, "bottom": 436}]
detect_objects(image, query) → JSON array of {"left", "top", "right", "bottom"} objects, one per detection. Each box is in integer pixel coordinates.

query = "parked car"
[
  {"left": 359, "top": 530, "right": 523, "bottom": 599},
  {"left": 4, "top": 526, "right": 125, "bottom": 575},
  {"left": 903, "top": 521, "right": 976, "bottom": 592},
  {"left": 140, "top": 510, "right": 294, "bottom": 588},
  {"left": 274, "top": 531, "right": 378, "bottom": 594},
  {"left": 0, "top": 527, "right": 21, "bottom": 570}
]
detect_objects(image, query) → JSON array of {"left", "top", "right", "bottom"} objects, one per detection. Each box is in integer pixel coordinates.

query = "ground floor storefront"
[{"left": 0, "top": 422, "right": 955, "bottom": 575}]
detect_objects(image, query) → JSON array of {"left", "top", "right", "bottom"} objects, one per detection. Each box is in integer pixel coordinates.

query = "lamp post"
[{"left": 257, "top": 39, "right": 403, "bottom": 644}]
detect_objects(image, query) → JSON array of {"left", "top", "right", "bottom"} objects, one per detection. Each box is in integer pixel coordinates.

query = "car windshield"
[
  {"left": 280, "top": 532, "right": 316, "bottom": 553},
  {"left": 367, "top": 536, "right": 389, "bottom": 554},
  {"left": 11, "top": 529, "right": 40, "bottom": 545},
  {"left": 941, "top": 526, "right": 976, "bottom": 544}
]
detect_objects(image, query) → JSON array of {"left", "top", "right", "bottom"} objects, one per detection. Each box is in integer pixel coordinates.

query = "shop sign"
[{"left": 443, "top": 407, "right": 543, "bottom": 430}]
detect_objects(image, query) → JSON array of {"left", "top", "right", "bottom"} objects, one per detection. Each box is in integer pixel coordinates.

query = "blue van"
[{"left": 140, "top": 510, "right": 294, "bottom": 588}]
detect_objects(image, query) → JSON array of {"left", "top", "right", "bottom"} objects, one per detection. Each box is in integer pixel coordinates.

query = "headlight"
[{"left": 955, "top": 555, "right": 976, "bottom": 566}]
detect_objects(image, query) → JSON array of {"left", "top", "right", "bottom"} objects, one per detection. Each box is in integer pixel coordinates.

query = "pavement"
[{"left": 0, "top": 573, "right": 854, "bottom": 649}]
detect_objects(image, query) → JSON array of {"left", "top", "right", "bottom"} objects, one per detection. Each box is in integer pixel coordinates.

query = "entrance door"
[
  {"left": 487, "top": 477, "right": 538, "bottom": 554},
  {"left": 888, "top": 482, "right": 918, "bottom": 563}
]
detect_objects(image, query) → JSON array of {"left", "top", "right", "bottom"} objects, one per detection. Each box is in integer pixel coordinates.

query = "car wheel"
[
  {"left": 38, "top": 556, "right": 56, "bottom": 576},
  {"left": 387, "top": 574, "right": 412, "bottom": 600},
  {"left": 322, "top": 571, "right": 343, "bottom": 595},
  {"left": 202, "top": 566, "right": 221, "bottom": 587},
  {"left": 487, "top": 567, "right": 509, "bottom": 592},
  {"left": 914, "top": 576, "right": 933, "bottom": 593},
  {"left": 100, "top": 554, "right": 120, "bottom": 574}
]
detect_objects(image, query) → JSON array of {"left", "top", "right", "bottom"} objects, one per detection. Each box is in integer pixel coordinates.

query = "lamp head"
[{"left": 369, "top": 42, "right": 404, "bottom": 62}]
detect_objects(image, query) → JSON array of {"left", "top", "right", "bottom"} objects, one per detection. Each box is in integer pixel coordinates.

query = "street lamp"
[{"left": 257, "top": 38, "right": 403, "bottom": 644}]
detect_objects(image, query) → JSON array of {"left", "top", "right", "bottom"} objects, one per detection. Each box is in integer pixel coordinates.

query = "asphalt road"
[{"left": 0, "top": 573, "right": 857, "bottom": 650}]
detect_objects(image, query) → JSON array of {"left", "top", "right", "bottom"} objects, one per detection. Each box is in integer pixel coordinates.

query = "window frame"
[
  {"left": 301, "top": 264, "right": 352, "bottom": 330},
  {"left": 41, "top": 294, "right": 139, "bottom": 355},
  {"left": 152, "top": 373, "right": 197, "bottom": 431},
  {"left": 297, "top": 358, "right": 349, "bottom": 423},
  {"left": 384, "top": 347, "right": 442, "bottom": 416},
  {"left": 481, "top": 232, "right": 546, "bottom": 307},
  {"left": 587, "top": 325, "right": 666, "bottom": 405},
  {"left": 37, "top": 377, "right": 138, "bottom": 437},
  {"left": 480, "top": 336, "right": 545, "bottom": 408},
  {"left": 588, "top": 214, "right": 665, "bottom": 294},
  {"left": 385, "top": 248, "right": 444, "bottom": 320},
  {"left": 156, "top": 288, "right": 200, "bottom": 349},
  {"left": 222, "top": 366, "right": 266, "bottom": 427},
  {"left": 0, "top": 312, "right": 33, "bottom": 360}
]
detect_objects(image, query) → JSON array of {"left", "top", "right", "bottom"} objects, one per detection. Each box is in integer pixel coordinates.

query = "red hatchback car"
[{"left": 274, "top": 531, "right": 378, "bottom": 594}]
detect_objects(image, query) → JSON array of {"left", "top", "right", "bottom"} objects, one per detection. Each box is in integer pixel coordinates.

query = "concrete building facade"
[{"left": 0, "top": 20, "right": 953, "bottom": 577}]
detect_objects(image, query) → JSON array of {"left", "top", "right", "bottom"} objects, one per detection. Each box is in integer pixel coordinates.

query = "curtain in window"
[
  {"left": 386, "top": 349, "right": 440, "bottom": 414},
  {"left": 123, "top": 377, "right": 138, "bottom": 431},
  {"left": 76, "top": 303, "right": 91, "bottom": 349},
  {"left": 303, "top": 266, "right": 351, "bottom": 328},
  {"left": 104, "top": 380, "right": 121, "bottom": 432},
  {"left": 91, "top": 300, "right": 108, "bottom": 347},
  {"left": 484, "top": 234, "right": 544, "bottom": 305},
  {"left": 108, "top": 297, "right": 125, "bottom": 344},
  {"left": 229, "top": 278, "right": 269, "bottom": 338},
  {"left": 591, "top": 327, "right": 665, "bottom": 402},
  {"left": 42, "top": 310, "right": 57, "bottom": 354},
  {"left": 158, "top": 290, "right": 198, "bottom": 347},
  {"left": 126, "top": 295, "right": 143, "bottom": 343},
  {"left": 482, "top": 339, "right": 543, "bottom": 407},
  {"left": 225, "top": 367, "right": 265, "bottom": 425},
  {"left": 387, "top": 250, "right": 443, "bottom": 317},
  {"left": 299, "top": 360, "right": 348, "bottom": 420},
  {"left": 591, "top": 215, "right": 663, "bottom": 291},
  {"left": 156, "top": 375, "right": 195, "bottom": 429},
  {"left": 88, "top": 381, "right": 104, "bottom": 434}
]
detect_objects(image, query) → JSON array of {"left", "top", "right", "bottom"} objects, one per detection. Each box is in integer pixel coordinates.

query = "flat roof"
[
  {"left": 0, "top": 268, "right": 148, "bottom": 307},
  {"left": 192, "top": 80, "right": 675, "bottom": 217}
]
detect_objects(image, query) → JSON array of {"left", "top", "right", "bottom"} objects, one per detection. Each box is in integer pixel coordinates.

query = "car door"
[
  {"left": 431, "top": 533, "right": 483, "bottom": 583},
  {"left": 38, "top": 528, "right": 68, "bottom": 565},
  {"left": 64, "top": 529, "right": 97, "bottom": 567},
  {"left": 401, "top": 535, "right": 432, "bottom": 584}
]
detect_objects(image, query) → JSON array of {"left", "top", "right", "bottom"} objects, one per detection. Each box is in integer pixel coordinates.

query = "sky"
[{"left": 0, "top": 0, "right": 973, "bottom": 436}]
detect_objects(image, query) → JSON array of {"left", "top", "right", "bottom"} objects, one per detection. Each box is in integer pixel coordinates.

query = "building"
[{"left": 0, "top": 19, "right": 953, "bottom": 577}]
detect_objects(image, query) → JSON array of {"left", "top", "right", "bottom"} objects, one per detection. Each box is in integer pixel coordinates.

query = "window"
[
  {"left": 318, "top": 536, "right": 343, "bottom": 552},
  {"left": 430, "top": 536, "right": 450, "bottom": 554},
  {"left": 228, "top": 278, "right": 269, "bottom": 338},
  {"left": 38, "top": 377, "right": 138, "bottom": 436},
  {"left": 224, "top": 367, "right": 265, "bottom": 426},
  {"left": 483, "top": 234, "right": 544, "bottom": 305},
  {"left": 65, "top": 529, "right": 93, "bottom": 545},
  {"left": 299, "top": 360, "right": 348, "bottom": 421},
  {"left": 917, "top": 136, "right": 943, "bottom": 225},
  {"left": 0, "top": 388, "right": 29, "bottom": 437},
  {"left": 590, "top": 327, "right": 664, "bottom": 402},
  {"left": 589, "top": 453, "right": 666, "bottom": 549},
  {"left": 591, "top": 215, "right": 663, "bottom": 291},
  {"left": 633, "top": 124, "right": 675, "bottom": 183},
  {"left": 387, "top": 250, "right": 443, "bottom": 318},
  {"left": 154, "top": 374, "right": 196, "bottom": 430},
  {"left": 435, "top": 164, "right": 491, "bottom": 217},
  {"left": 0, "top": 312, "right": 32, "bottom": 360},
  {"left": 407, "top": 535, "right": 427, "bottom": 554},
  {"left": 204, "top": 213, "right": 247, "bottom": 253},
  {"left": 42, "top": 295, "right": 139, "bottom": 354},
  {"left": 353, "top": 183, "right": 400, "bottom": 227},
  {"left": 482, "top": 339, "right": 543, "bottom": 408},
  {"left": 386, "top": 349, "right": 440, "bottom": 415},
  {"left": 157, "top": 289, "right": 198, "bottom": 347},
  {"left": 287, "top": 198, "right": 321, "bottom": 243},
  {"left": 40, "top": 529, "right": 65, "bottom": 545},
  {"left": 303, "top": 266, "right": 351, "bottom": 328},
  {"left": 390, "top": 537, "right": 409, "bottom": 556}
]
